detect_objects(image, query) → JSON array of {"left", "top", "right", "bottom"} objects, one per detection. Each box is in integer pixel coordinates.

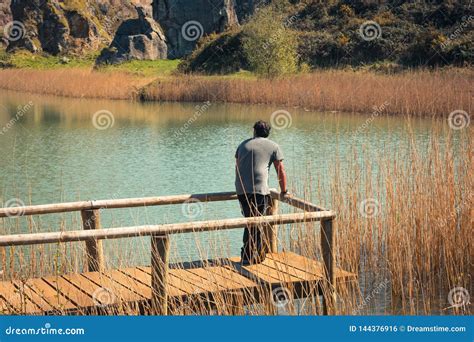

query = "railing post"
[
  {"left": 80, "top": 209, "right": 104, "bottom": 272},
  {"left": 266, "top": 197, "right": 279, "bottom": 253},
  {"left": 321, "top": 218, "right": 336, "bottom": 315},
  {"left": 151, "top": 234, "right": 169, "bottom": 315}
]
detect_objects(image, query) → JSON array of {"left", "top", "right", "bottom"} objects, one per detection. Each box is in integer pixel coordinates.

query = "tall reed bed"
[
  {"left": 142, "top": 68, "right": 472, "bottom": 117},
  {"left": 0, "top": 68, "right": 471, "bottom": 117},
  {"left": 0, "top": 69, "right": 150, "bottom": 100},
  {"left": 0, "top": 129, "right": 471, "bottom": 315}
]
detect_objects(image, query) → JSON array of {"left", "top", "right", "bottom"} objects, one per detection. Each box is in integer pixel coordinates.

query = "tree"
[{"left": 242, "top": 5, "right": 298, "bottom": 77}]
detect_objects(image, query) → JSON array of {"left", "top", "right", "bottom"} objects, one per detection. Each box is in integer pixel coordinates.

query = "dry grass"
[
  {"left": 0, "top": 67, "right": 471, "bottom": 117},
  {"left": 143, "top": 68, "right": 472, "bottom": 117},
  {"left": 1, "top": 128, "right": 471, "bottom": 316},
  {"left": 0, "top": 69, "right": 151, "bottom": 100}
]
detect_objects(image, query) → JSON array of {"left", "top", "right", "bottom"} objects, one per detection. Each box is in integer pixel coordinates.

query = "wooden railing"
[{"left": 0, "top": 189, "right": 336, "bottom": 315}]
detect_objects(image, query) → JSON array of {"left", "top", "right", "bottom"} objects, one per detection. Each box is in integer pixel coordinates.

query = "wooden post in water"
[
  {"left": 151, "top": 234, "right": 169, "bottom": 315},
  {"left": 80, "top": 209, "right": 104, "bottom": 272},
  {"left": 267, "top": 197, "right": 279, "bottom": 253},
  {"left": 321, "top": 218, "right": 336, "bottom": 315}
]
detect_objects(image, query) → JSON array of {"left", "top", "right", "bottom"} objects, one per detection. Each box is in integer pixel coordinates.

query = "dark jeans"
[{"left": 238, "top": 193, "right": 270, "bottom": 264}]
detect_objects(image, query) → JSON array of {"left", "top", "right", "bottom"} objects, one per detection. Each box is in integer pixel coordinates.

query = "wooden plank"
[
  {"left": 207, "top": 266, "right": 257, "bottom": 289},
  {"left": 0, "top": 211, "right": 335, "bottom": 247},
  {"left": 0, "top": 192, "right": 237, "bottom": 218},
  {"left": 185, "top": 268, "right": 235, "bottom": 291},
  {"left": 61, "top": 273, "right": 113, "bottom": 306},
  {"left": 228, "top": 256, "right": 301, "bottom": 284},
  {"left": 121, "top": 267, "right": 183, "bottom": 297},
  {"left": 81, "top": 272, "right": 143, "bottom": 304},
  {"left": 0, "top": 281, "right": 42, "bottom": 314},
  {"left": 12, "top": 280, "right": 58, "bottom": 312},
  {"left": 260, "top": 256, "right": 316, "bottom": 281},
  {"left": 268, "top": 252, "right": 325, "bottom": 279},
  {"left": 101, "top": 269, "right": 152, "bottom": 300},
  {"left": 0, "top": 201, "right": 92, "bottom": 218},
  {"left": 193, "top": 267, "right": 257, "bottom": 290},
  {"left": 42, "top": 275, "right": 95, "bottom": 308},
  {"left": 18, "top": 278, "right": 76, "bottom": 312},
  {"left": 168, "top": 272, "right": 208, "bottom": 296},
  {"left": 138, "top": 267, "right": 204, "bottom": 296},
  {"left": 270, "top": 189, "right": 327, "bottom": 212},
  {"left": 180, "top": 269, "right": 225, "bottom": 291},
  {"left": 271, "top": 252, "right": 356, "bottom": 280},
  {"left": 91, "top": 192, "right": 237, "bottom": 210}
]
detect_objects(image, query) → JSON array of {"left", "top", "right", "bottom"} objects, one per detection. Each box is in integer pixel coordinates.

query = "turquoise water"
[{"left": 0, "top": 89, "right": 441, "bottom": 268}]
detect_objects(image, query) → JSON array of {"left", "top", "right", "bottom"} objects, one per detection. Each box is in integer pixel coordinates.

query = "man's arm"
[{"left": 273, "top": 160, "right": 287, "bottom": 195}]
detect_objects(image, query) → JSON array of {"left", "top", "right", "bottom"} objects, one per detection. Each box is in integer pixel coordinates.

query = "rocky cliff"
[
  {"left": 3, "top": 0, "right": 255, "bottom": 60},
  {"left": 0, "top": 0, "right": 12, "bottom": 47},
  {"left": 152, "top": 0, "right": 239, "bottom": 58},
  {"left": 96, "top": 5, "right": 167, "bottom": 64},
  {"left": 5, "top": 0, "right": 139, "bottom": 55}
]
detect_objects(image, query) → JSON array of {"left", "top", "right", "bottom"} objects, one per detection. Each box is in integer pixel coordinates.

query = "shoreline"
[{"left": 0, "top": 67, "right": 472, "bottom": 117}]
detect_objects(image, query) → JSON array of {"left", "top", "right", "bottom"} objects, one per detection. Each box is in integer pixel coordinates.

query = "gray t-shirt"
[{"left": 235, "top": 137, "right": 284, "bottom": 195}]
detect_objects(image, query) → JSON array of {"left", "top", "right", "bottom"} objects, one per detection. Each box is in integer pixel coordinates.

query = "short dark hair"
[{"left": 253, "top": 120, "right": 271, "bottom": 138}]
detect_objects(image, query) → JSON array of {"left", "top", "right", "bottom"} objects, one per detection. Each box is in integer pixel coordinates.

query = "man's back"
[{"left": 235, "top": 137, "right": 283, "bottom": 195}]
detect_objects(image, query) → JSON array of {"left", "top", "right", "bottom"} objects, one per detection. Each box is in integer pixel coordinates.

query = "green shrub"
[
  {"left": 178, "top": 30, "right": 248, "bottom": 74},
  {"left": 242, "top": 5, "right": 298, "bottom": 77}
]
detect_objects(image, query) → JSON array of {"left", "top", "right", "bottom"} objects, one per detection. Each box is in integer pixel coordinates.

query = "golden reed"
[{"left": 0, "top": 68, "right": 471, "bottom": 116}]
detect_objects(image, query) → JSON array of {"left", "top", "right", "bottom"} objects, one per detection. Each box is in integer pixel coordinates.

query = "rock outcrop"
[
  {"left": 5, "top": 0, "right": 138, "bottom": 55},
  {"left": 0, "top": 0, "right": 12, "bottom": 47},
  {"left": 96, "top": 5, "right": 167, "bottom": 64},
  {"left": 3, "top": 0, "right": 255, "bottom": 60},
  {"left": 152, "top": 0, "right": 239, "bottom": 58}
]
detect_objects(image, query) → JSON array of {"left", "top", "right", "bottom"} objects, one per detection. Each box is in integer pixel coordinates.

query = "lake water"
[
  {"left": 0, "top": 89, "right": 451, "bottom": 314},
  {"left": 0, "top": 89, "right": 442, "bottom": 259}
]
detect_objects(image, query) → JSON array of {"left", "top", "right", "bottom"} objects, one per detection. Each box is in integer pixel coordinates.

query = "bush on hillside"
[
  {"left": 242, "top": 5, "right": 299, "bottom": 77},
  {"left": 181, "top": 0, "right": 473, "bottom": 74}
]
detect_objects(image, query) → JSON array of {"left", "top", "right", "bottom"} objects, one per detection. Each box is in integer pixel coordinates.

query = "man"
[{"left": 235, "top": 120, "right": 288, "bottom": 265}]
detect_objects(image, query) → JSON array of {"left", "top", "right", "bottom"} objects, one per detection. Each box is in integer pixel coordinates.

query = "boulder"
[
  {"left": 152, "top": 0, "right": 239, "bottom": 58},
  {"left": 95, "top": 5, "right": 167, "bottom": 65}
]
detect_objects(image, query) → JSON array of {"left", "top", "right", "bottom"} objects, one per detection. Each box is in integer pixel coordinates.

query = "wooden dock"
[{"left": 0, "top": 190, "right": 356, "bottom": 315}]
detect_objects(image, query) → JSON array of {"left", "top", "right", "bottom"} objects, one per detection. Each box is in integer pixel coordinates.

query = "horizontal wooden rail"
[
  {"left": 0, "top": 211, "right": 334, "bottom": 247},
  {"left": 0, "top": 192, "right": 238, "bottom": 218},
  {"left": 270, "top": 189, "right": 327, "bottom": 212}
]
